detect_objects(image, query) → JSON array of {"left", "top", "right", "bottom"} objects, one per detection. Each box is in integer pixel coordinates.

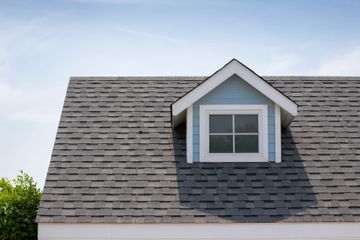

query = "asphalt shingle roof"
[{"left": 37, "top": 76, "right": 360, "bottom": 223}]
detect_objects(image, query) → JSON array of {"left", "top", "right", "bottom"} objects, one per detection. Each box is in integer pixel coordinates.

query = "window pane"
[
  {"left": 235, "top": 115, "right": 258, "bottom": 133},
  {"left": 209, "top": 115, "right": 232, "bottom": 133},
  {"left": 209, "top": 135, "right": 233, "bottom": 153},
  {"left": 235, "top": 135, "right": 258, "bottom": 153}
]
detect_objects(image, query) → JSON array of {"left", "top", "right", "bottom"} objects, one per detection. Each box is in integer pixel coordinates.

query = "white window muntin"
[
  {"left": 209, "top": 114, "right": 259, "bottom": 153},
  {"left": 200, "top": 105, "right": 268, "bottom": 162}
]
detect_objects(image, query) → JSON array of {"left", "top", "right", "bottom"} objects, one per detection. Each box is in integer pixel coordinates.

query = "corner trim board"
[
  {"left": 186, "top": 105, "right": 193, "bottom": 163},
  {"left": 275, "top": 104, "right": 281, "bottom": 163}
]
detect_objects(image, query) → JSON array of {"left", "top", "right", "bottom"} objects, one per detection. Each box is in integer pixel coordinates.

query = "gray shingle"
[{"left": 37, "top": 76, "right": 360, "bottom": 223}]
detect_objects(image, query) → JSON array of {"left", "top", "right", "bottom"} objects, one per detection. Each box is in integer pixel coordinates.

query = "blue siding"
[{"left": 192, "top": 75, "right": 276, "bottom": 162}]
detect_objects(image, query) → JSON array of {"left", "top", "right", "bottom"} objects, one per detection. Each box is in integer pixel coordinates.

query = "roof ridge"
[
  {"left": 70, "top": 76, "right": 360, "bottom": 81},
  {"left": 70, "top": 76, "right": 208, "bottom": 81},
  {"left": 263, "top": 76, "right": 360, "bottom": 80}
]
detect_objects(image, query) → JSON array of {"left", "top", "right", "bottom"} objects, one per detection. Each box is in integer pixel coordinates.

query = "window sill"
[{"left": 200, "top": 153, "right": 268, "bottom": 162}]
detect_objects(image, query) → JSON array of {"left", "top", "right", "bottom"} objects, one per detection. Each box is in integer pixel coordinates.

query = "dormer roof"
[{"left": 171, "top": 59, "right": 298, "bottom": 127}]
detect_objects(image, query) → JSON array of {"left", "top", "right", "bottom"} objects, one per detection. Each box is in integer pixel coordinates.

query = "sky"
[{"left": 1, "top": 0, "right": 360, "bottom": 189}]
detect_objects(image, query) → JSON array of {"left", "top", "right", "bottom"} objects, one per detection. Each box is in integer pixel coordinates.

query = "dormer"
[{"left": 171, "top": 59, "right": 298, "bottom": 163}]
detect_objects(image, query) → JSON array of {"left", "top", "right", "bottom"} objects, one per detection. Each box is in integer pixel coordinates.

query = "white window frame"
[{"left": 199, "top": 104, "right": 268, "bottom": 162}]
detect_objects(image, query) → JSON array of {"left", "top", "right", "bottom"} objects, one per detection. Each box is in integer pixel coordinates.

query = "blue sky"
[{"left": 1, "top": 0, "right": 360, "bottom": 188}]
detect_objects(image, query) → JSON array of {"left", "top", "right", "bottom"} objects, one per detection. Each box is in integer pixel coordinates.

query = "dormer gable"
[{"left": 171, "top": 59, "right": 298, "bottom": 164}]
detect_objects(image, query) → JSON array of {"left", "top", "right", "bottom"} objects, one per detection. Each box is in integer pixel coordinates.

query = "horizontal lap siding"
[{"left": 193, "top": 75, "right": 275, "bottom": 162}]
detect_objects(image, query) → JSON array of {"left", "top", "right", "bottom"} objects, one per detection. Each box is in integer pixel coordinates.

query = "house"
[{"left": 37, "top": 59, "right": 360, "bottom": 239}]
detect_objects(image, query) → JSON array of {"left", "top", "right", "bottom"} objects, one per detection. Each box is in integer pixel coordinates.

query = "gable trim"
[{"left": 172, "top": 59, "right": 298, "bottom": 118}]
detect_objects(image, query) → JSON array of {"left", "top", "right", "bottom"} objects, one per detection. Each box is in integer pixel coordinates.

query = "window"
[
  {"left": 200, "top": 105, "right": 268, "bottom": 162},
  {"left": 209, "top": 114, "right": 258, "bottom": 153}
]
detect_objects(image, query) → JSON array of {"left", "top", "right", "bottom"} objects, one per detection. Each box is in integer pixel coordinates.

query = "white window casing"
[{"left": 199, "top": 104, "right": 268, "bottom": 162}]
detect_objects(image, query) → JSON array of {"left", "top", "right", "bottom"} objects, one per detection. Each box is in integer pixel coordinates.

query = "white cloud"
[
  {"left": 261, "top": 54, "right": 301, "bottom": 75},
  {"left": 0, "top": 17, "right": 65, "bottom": 188},
  {"left": 116, "top": 27, "right": 181, "bottom": 44},
  {"left": 65, "top": 0, "right": 170, "bottom": 5},
  {"left": 0, "top": 19, "right": 62, "bottom": 124},
  {"left": 0, "top": 84, "right": 62, "bottom": 124},
  {"left": 317, "top": 47, "right": 360, "bottom": 75}
]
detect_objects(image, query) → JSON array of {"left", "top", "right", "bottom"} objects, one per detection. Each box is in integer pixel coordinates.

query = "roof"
[
  {"left": 171, "top": 59, "right": 298, "bottom": 128},
  {"left": 37, "top": 76, "right": 360, "bottom": 223}
]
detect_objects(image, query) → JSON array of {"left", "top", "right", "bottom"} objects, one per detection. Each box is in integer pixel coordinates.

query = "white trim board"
[
  {"left": 172, "top": 59, "right": 297, "bottom": 120},
  {"left": 39, "top": 223, "right": 360, "bottom": 240}
]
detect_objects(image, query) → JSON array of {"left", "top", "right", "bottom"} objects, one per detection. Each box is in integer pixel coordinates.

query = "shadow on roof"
[{"left": 173, "top": 123, "right": 317, "bottom": 222}]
